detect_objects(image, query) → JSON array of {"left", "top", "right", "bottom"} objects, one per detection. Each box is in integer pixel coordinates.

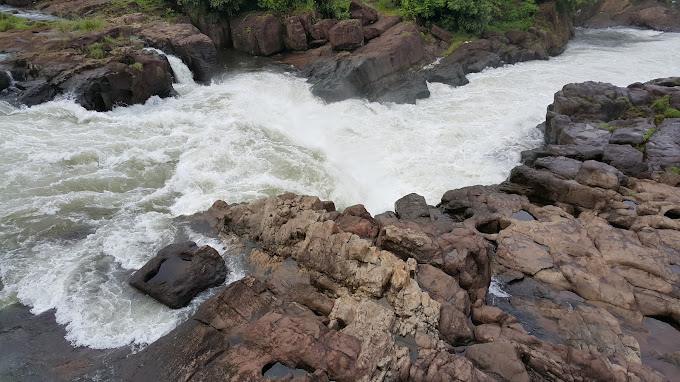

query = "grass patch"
[
  {"left": 442, "top": 34, "right": 478, "bottom": 57},
  {"left": 87, "top": 43, "right": 107, "bottom": 59},
  {"left": 651, "top": 95, "right": 680, "bottom": 125},
  {"left": 643, "top": 128, "right": 657, "bottom": 142},
  {"left": 0, "top": 13, "right": 35, "bottom": 32},
  {"left": 131, "top": 62, "right": 144, "bottom": 71},
  {"left": 667, "top": 166, "right": 680, "bottom": 175},
  {"left": 54, "top": 18, "right": 107, "bottom": 33}
]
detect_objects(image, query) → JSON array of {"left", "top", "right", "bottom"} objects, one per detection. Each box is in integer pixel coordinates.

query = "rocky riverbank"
[
  {"left": 0, "top": 2, "right": 217, "bottom": 111},
  {"left": 101, "top": 77, "right": 679, "bottom": 381}
]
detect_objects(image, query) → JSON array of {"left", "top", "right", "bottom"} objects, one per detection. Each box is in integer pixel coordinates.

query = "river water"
[{"left": 0, "top": 27, "right": 679, "bottom": 350}]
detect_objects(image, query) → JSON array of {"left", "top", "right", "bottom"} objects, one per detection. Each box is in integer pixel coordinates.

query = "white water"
[{"left": 0, "top": 28, "right": 679, "bottom": 349}]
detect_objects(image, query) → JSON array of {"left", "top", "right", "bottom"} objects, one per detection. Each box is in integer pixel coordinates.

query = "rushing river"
[{"left": 0, "top": 27, "right": 679, "bottom": 350}]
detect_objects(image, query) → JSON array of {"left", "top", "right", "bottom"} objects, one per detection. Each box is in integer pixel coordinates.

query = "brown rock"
[
  {"left": 284, "top": 16, "right": 308, "bottom": 51},
  {"left": 466, "top": 340, "right": 531, "bottom": 382},
  {"left": 230, "top": 12, "right": 285, "bottom": 56},
  {"left": 430, "top": 25, "right": 452, "bottom": 42},
  {"left": 309, "top": 19, "right": 338, "bottom": 41},
  {"left": 328, "top": 19, "right": 364, "bottom": 51},
  {"left": 364, "top": 14, "right": 402, "bottom": 40},
  {"left": 349, "top": 0, "right": 378, "bottom": 26}
]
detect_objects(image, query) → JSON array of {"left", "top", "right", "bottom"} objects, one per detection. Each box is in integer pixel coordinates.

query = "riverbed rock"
[
  {"left": 430, "top": 25, "right": 452, "bottom": 42},
  {"left": 580, "top": 0, "right": 680, "bottom": 32},
  {"left": 129, "top": 242, "right": 227, "bottom": 309}
]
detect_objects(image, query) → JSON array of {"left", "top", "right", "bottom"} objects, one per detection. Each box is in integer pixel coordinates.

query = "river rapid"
[{"left": 0, "top": 27, "right": 679, "bottom": 350}]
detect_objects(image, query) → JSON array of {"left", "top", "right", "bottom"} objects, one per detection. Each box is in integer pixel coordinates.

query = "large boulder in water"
[{"left": 129, "top": 242, "right": 227, "bottom": 309}]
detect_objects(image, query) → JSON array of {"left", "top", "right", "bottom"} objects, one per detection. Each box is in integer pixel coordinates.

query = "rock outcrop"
[{"left": 0, "top": 10, "right": 218, "bottom": 110}]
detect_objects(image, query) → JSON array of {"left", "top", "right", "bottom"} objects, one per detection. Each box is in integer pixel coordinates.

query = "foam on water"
[{"left": 1, "top": 28, "right": 679, "bottom": 349}]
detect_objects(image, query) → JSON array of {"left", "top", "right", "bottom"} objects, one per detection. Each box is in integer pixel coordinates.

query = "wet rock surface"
[{"left": 129, "top": 242, "right": 227, "bottom": 309}]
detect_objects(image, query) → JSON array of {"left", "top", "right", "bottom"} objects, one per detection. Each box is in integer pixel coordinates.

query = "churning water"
[{"left": 1, "top": 28, "right": 679, "bottom": 349}]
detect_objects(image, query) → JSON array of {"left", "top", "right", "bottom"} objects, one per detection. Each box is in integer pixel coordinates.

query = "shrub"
[{"left": 87, "top": 43, "right": 107, "bottom": 59}]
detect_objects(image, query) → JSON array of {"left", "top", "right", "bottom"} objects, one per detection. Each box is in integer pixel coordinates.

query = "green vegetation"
[
  {"left": 131, "top": 62, "right": 144, "bottom": 71},
  {"left": 0, "top": 13, "right": 33, "bottom": 32},
  {"left": 0, "top": 13, "right": 106, "bottom": 33},
  {"left": 386, "top": 0, "right": 595, "bottom": 34},
  {"left": 442, "top": 33, "right": 477, "bottom": 56},
  {"left": 667, "top": 166, "right": 680, "bottom": 175},
  {"left": 54, "top": 18, "right": 107, "bottom": 33},
  {"left": 651, "top": 95, "right": 680, "bottom": 125},
  {"left": 87, "top": 43, "right": 107, "bottom": 59},
  {"left": 176, "top": 0, "right": 350, "bottom": 19},
  {"left": 643, "top": 128, "right": 656, "bottom": 142}
]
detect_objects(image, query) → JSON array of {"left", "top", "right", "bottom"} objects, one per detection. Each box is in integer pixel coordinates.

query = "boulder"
[
  {"left": 309, "top": 19, "right": 338, "bottom": 41},
  {"left": 129, "top": 242, "right": 227, "bottom": 309},
  {"left": 602, "top": 144, "right": 648, "bottom": 177},
  {"left": 395, "top": 193, "right": 430, "bottom": 220},
  {"left": 284, "top": 16, "right": 308, "bottom": 51},
  {"left": 629, "top": 6, "right": 680, "bottom": 32},
  {"left": 328, "top": 19, "right": 364, "bottom": 51},
  {"left": 230, "top": 12, "right": 284, "bottom": 56},
  {"left": 505, "top": 29, "right": 527, "bottom": 45},
  {"left": 64, "top": 51, "right": 176, "bottom": 112},
  {"left": 364, "top": 14, "right": 402, "bottom": 40},
  {"left": 305, "top": 22, "right": 425, "bottom": 104},
  {"left": 574, "top": 160, "right": 625, "bottom": 190},
  {"left": 139, "top": 23, "right": 218, "bottom": 82},
  {"left": 349, "top": 0, "right": 378, "bottom": 26},
  {"left": 0, "top": 71, "right": 12, "bottom": 92},
  {"left": 534, "top": 156, "right": 583, "bottom": 179},
  {"left": 466, "top": 340, "right": 531, "bottom": 382},
  {"left": 430, "top": 25, "right": 452, "bottom": 42}
]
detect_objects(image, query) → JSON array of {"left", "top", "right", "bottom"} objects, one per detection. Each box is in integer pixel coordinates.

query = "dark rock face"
[
  {"left": 309, "top": 19, "right": 338, "bottom": 41},
  {"left": 328, "top": 19, "right": 364, "bottom": 51},
  {"left": 304, "top": 22, "right": 426, "bottom": 104},
  {"left": 0, "top": 71, "right": 12, "bottom": 92},
  {"left": 230, "top": 12, "right": 285, "bottom": 56},
  {"left": 66, "top": 52, "right": 175, "bottom": 112},
  {"left": 129, "top": 242, "right": 227, "bottom": 309}
]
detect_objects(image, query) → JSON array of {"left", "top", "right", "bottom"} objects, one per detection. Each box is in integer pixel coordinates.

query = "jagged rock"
[
  {"left": 129, "top": 242, "right": 227, "bottom": 309},
  {"left": 328, "top": 19, "right": 364, "bottom": 51}
]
